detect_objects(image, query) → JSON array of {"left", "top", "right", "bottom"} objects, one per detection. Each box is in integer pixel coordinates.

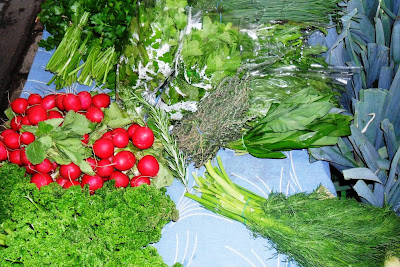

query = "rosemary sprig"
[{"left": 125, "top": 92, "right": 189, "bottom": 190}]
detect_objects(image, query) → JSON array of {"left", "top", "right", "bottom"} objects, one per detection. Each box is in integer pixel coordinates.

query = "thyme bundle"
[{"left": 173, "top": 76, "right": 251, "bottom": 167}]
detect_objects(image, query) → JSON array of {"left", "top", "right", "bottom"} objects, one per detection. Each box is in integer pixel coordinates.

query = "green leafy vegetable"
[
  {"left": 186, "top": 157, "right": 400, "bottom": 267},
  {"left": 0, "top": 175, "right": 178, "bottom": 265}
]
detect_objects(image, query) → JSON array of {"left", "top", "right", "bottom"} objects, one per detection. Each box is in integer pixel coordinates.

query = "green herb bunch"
[
  {"left": 186, "top": 157, "right": 400, "bottom": 267},
  {"left": 117, "top": 0, "right": 188, "bottom": 100},
  {"left": 0, "top": 176, "right": 179, "bottom": 265}
]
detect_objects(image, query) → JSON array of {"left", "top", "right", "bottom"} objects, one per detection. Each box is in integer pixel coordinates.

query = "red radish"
[
  {"left": 41, "top": 94, "right": 56, "bottom": 110},
  {"left": 59, "top": 162, "right": 81, "bottom": 180},
  {"left": 56, "top": 177, "right": 69, "bottom": 187},
  {"left": 3, "top": 131, "right": 20, "bottom": 149},
  {"left": 131, "top": 127, "right": 154, "bottom": 149},
  {"left": 130, "top": 175, "right": 151, "bottom": 187},
  {"left": 112, "top": 151, "right": 135, "bottom": 171},
  {"left": 96, "top": 159, "right": 114, "bottom": 177},
  {"left": 1, "top": 129, "right": 15, "bottom": 138},
  {"left": 35, "top": 159, "right": 53, "bottom": 174},
  {"left": 93, "top": 138, "right": 114, "bottom": 159},
  {"left": 81, "top": 174, "right": 104, "bottom": 192},
  {"left": 21, "top": 131, "right": 35, "bottom": 145},
  {"left": 48, "top": 110, "right": 63, "bottom": 119},
  {"left": 20, "top": 148, "right": 31, "bottom": 165},
  {"left": 81, "top": 133, "right": 89, "bottom": 144},
  {"left": 102, "top": 131, "right": 113, "bottom": 140},
  {"left": 55, "top": 94, "right": 66, "bottom": 111},
  {"left": 21, "top": 116, "right": 30, "bottom": 125},
  {"left": 112, "top": 129, "right": 129, "bottom": 148},
  {"left": 10, "top": 116, "right": 23, "bottom": 131},
  {"left": 109, "top": 171, "right": 130, "bottom": 188},
  {"left": 0, "top": 142, "right": 8, "bottom": 161},
  {"left": 127, "top": 124, "right": 140, "bottom": 138},
  {"left": 92, "top": 93, "right": 110, "bottom": 108},
  {"left": 9, "top": 150, "right": 23, "bottom": 166},
  {"left": 28, "top": 105, "right": 47, "bottom": 125},
  {"left": 28, "top": 94, "right": 42, "bottom": 105},
  {"left": 51, "top": 161, "right": 58, "bottom": 171},
  {"left": 86, "top": 158, "right": 97, "bottom": 170},
  {"left": 77, "top": 91, "right": 92, "bottom": 110},
  {"left": 63, "top": 94, "right": 82, "bottom": 112},
  {"left": 31, "top": 173, "right": 53, "bottom": 189},
  {"left": 11, "top": 98, "right": 29, "bottom": 114},
  {"left": 25, "top": 163, "right": 36, "bottom": 174},
  {"left": 137, "top": 155, "right": 159, "bottom": 177},
  {"left": 63, "top": 180, "right": 82, "bottom": 189},
  {"left": 85, "top": 106, "right": 104, "bottom": 123}
]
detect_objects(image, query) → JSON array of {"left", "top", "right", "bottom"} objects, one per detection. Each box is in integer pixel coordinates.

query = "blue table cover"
[{"left": 22, "top": 30, "right": 336, "bottom": 267}]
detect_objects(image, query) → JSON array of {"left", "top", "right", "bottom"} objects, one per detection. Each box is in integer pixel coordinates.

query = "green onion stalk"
[
  {"left": 190, "top": 0, "right": 341, "bottom": 25},
  {"left": 185, "top": 156, "right": 400, "bottom": 267}
]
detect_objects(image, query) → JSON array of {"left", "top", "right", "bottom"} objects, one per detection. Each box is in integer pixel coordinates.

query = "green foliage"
[
  {"left": 186, "top": 157, "right": 400, "bottom": 267},
  {"left": 0, "top": 181, "right": 178, "bottom": 265},
  {"left": 228, "top": 88, "right": 352, "bottom": 158}
]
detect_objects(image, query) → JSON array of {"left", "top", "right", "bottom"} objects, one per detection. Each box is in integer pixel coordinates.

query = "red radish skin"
[
  {"left": 11, "top": 98, "right": 29, "bottom": 115},
  {"left": 63, "top": 94, "right": 82, "bottom": 112},
  {"left": 0, "top": 142, "right": 8, "bottom": 161},
  {"left": 92, "top": 93, "right": 110, "bottom": 108},
  {"left": 41, "top": 94, "right": 56, "bottom": 110},
  {"left": 130, "top": 175, "right": 151, "bottom": 187},
  {"left": 20, "top": 149, "right": 31, "bottom": 165},
  {"left": 28, "top": 94, "right": 42, "bottom": 105},
  {"left": 35, "top": 159, "right": 53, "bottom": 174},
  {"left": 3, "top": 131, "right": 20, "bottom": 149},
  {"left": 112, "top": 151, "right": 136, "bottom": 171},
  {"left": 21, "top": 116, "right": 31, "bottom": 125},
  {"left": 131, "top": 127, "right": 154, "bottom": 149},
  {"left": 102, "top": 131, "right": 113, "bottom": 140},
  {"left": 63, "top": 180, "right": 82, "bottom": 189},
  {"left": 127, "top": 124, "right": 140, "bottom": 139},
  {"left": 9, "top": 150, "right": 23, "bottom": 166},
  {"left": 93, "top": 138, "right": 114, "bottom": 159},
  {"left": 28, "top": 105, "right": 47, "bottom": 125},
  {"left": 21, "top": 132, "right": 35, "bottom": 145},
  {"left": 86, "top": 158, "right": 97, "bottom": 170},
  {"left": 51, "top": 161, "right": 58, "bottom": 171},
  {"left": 31, "top": 173, "right": 53, "bottom": 189},
  {"left": 10, "top": 116, "right": 23, "bottom": 131},
  {"left": 112, "top": 129, "right": 129, "bottom": 148},
  {"left": 56, "top": 177, "right": 69, "bottom": 187},
  {"left": 82, "top": 174, "right": 104, "bottom": 192},
  {"left": 77, "top": 91, "right": 92, "bottom": 110},
  {"left": 59, "top": 162, "right": 82, "bottom": 180},
  {"left": 96, "top": 159, "right": 114, "bottom": 177},
  {"left": 109, "top": 171, "right": 130, "bottom": 188},
  {"left": 48, "top": 110, "right": 63, "bottom": 119},
  {"left": 81, "top": 133, "right": 89, "bottom": 144},
  {"left": 86, "top": 106, "right": 104, "bottom": 123},
  {"left": 25, "top": 164, "right": 36, "bottom": 174},
  {"left": 1, "top": 129, "right": 15, "bottom": 138},
  {"left": 137, "top": 155, "right": 159, "bottom": 177},
  {"left": 55, "top": 94, "right": 66, "bottom": 111}
]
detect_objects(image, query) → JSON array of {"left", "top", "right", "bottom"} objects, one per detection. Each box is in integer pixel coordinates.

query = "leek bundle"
[{"left": 186, "top": 157, "right": 400, "bottom": 267}]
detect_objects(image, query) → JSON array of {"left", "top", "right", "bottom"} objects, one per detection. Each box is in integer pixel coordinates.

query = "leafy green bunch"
[
  {"left": 38, "top": 0, "right": 138, "bottom": 52},
  {"left": 0, "top": 175, "right": 179, "bottom": 266},
  {"left": 117, "top": 0, "right": 188, "bottom": 100}
]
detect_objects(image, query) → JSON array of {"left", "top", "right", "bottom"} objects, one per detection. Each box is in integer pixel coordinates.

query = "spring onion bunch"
[{"left": 185, "top": 157, "right": 400, "bottom": 267}]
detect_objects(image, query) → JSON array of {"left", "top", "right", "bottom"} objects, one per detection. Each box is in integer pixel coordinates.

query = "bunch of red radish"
[{"left": 0, "top": 92, "right": 160, "bottom": 193}]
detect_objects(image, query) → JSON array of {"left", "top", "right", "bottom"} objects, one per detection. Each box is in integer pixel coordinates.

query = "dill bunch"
[
  {"left": 186, "top": 157, "right": 400, "bottom": 267},
  {"left": 173, "top": 76, "right": 251, "bottom": 167}
]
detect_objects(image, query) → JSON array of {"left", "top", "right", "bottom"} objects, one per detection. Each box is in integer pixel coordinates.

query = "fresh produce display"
[
  {"left": 0, "top": 163, "right": 179, "bottom": 265},
  {"left": 186, "top": 157, "right": 400, "bottom": 267},
  {"left": 1, "top": 93, "right": 173, "bottom": 192},
  {"left": 117, "top": 0, "right": 188, "bottom": 99},
  {"left": 227, "top": 88, "right": 352, "bottom": 158}
]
